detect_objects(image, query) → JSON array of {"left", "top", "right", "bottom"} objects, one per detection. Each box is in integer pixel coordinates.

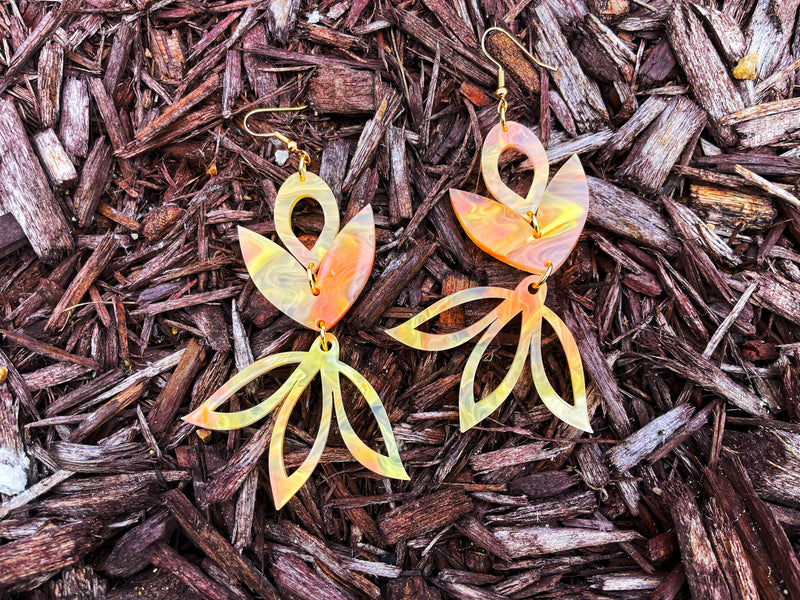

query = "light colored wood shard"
[
  {"left": 149, "top": 29, "right": 185, "bottom": 84},
  {"left": 690, "top": 184, "right": 777, "bottom": 231},
  {"left": 33, "top": 129, "right": 77, "bottom": 189},
  {"left": 0, "top": 97, "right": 73, "bottom": 262}
]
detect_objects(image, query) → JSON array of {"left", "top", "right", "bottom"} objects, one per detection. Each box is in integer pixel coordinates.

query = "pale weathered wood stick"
[{"left": 0, "top": 97, "right": 73, "bottom": 263}]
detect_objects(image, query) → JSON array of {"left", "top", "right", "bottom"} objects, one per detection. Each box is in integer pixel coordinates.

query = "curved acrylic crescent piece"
[
  {"left": 450, "top": 120, "right": 589, "bottom": 276},
  {"left": 239, "top": 171, "right": 375, "bottom": 330},
  {"left": 386, "top": 277, "right": 591, "bottom": 433},
  {"left": 184, "top": 334, "right": 409, "bottom": 509}
]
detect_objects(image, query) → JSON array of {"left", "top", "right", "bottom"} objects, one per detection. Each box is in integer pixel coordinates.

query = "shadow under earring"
[
  {"left": 184, "top": 112, "right": 409, "bottom": 509},
  {"left": 386, "top": 28, "right": 592, "bottom": 434}
]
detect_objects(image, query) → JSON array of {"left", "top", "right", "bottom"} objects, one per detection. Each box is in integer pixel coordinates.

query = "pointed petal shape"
[
  {"left": 239, "top": 225, "right": 310, "bottom": 322},
  {"left": 534, "top": 153, "right": 589, "bottom": 269},
  {"left": 459, "top": 301, "right": 530, "bottom": 431},
  {"left": 451, "top": 189, "right": 551, "bottom": 276},
  {"left": 529, "top": 305, "right": 592, "bottom": 433},
  {"left": 385, "top": 286, "right": 515, "bottom": 351},
  {"left": 268, "top": 363, "right": 332, "bottom": 509},
  {"left": 238, "top": 204, "right": 374, "bottom": 329},
  {"left": 313, "top": 204, "right": 375, "bottom": 327},
  {"left": 183, "top": 351, "right": 310, "bottom": 430},
  {"left": 451, "top": 153, "right": 588, "bottom": 275},
  {"left": 331, "top": 362, "right": 409, "bottom": 480}
]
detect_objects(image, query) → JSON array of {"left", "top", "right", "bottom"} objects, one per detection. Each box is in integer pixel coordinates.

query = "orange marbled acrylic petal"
[
  {"left": 451, "top": 189, "right": 550, "bottom": 276},
  {"left": 535, "top": 154, "right": 589, "bottom": 245}
]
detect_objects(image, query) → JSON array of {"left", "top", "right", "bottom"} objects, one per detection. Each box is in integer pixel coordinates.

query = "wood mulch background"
[{"left": 1, "top": 0, "right": 800, "bottom": 598}]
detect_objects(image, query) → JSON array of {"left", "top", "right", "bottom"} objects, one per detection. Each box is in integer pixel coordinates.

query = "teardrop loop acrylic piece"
[
  {"left": 184, "top": 333, "right": 409, "bottom": 509},
  {"left": 386, "top": 277, "right": 592, "bottom": 433},
  {"left": 451, "top": 120, "right": 589, "bottom": 276},
  {"left": 273, "top": 171, "right": 340, "bottom": 268},
  {"left": 482, "top": 121, "right": 550, "bottom": 218}
]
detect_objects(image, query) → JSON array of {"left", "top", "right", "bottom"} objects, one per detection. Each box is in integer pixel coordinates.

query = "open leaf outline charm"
[
  {"left": 450, "top": 121, "right": 589, "bottom": 276},
  {"left": 184, "top": 334, "right": 409, "bottom": 509},
  {"left": 386, "top": 278, "right": 591, "bottom": 433},
  {"left": 239, "top": 171, "right": 375, "bottom": 330}
]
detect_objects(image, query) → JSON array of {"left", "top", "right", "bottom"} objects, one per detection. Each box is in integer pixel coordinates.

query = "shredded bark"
[{"left": 0, "top": 2, "right": 799, "bottom": 599}]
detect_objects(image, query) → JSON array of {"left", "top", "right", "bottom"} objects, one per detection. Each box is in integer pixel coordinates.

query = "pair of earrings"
[{"left": 184, "top": 28, "right": 592, "bottom": 509}]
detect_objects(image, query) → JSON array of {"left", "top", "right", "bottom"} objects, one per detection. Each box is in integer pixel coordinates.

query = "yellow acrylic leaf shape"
[
  {"left": 386, "top": 277, "right": 591, "bottom": 433},
  {"left": 451, "top": 121, "right": 589, "bottom": 275},
  {"left": 385, "top": 286, "right": 515, "bottom": 351},
  {"left": 183, "top": 334, "right": 409, "bottom": 509},
  {"left": 529, "top": 304, "right": 590, "bottom": 434},
  {"left": 459, "top": 295, "right": 532, "bottom": 431},
  {"left": 239, "top": 171, "right": 375, "bottom": 330}
]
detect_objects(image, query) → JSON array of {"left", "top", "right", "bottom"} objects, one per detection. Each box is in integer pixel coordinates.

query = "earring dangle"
[
  {"left": 184, "top": 110, "right": 409, "bottom": 509},
  {"left": 386, "top": 28, "right": 592, "bottom": 434}
]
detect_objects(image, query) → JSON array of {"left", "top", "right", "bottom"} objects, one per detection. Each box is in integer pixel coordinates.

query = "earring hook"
[
  {"left": 481, "top": 27, "right": 557, "bottom": 131},
  {"left": 242, "top": 105, "right": 311, "bottom": 180},
  {"left": 480, "top": 27, "right": 556, "bottom": 75}
]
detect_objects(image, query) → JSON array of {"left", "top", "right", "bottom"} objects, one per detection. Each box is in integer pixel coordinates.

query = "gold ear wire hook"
[
  {"left": 481, "top": 27, "right": 557, "bottom": 130},
  {"left": 242, "top": 105, "right": 311, "bottom": 180},
  {"left": 480, "top": 27, "right": 556, "bottom": 74}
]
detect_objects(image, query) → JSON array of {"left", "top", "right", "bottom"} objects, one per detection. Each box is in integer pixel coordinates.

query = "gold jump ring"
[
  {"left": 307, "top": 263, "right": 320, "bottom": 295},
  {"left": 298, "top": 150, "right": 310, "bottom": 181},
  {"left": 526, "top": 210, "right": 541, "bottom": 239},
  {"left": 317, "top": 320, "right": 330, "bottom": 351},
  {"left": 531, "top": 261, "right": 553, "bottom": 290}
]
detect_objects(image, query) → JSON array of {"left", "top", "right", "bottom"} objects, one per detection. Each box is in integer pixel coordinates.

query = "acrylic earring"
[
  {"left": 184, "top": 109, "right": 409, "bottom": 509},
  {"left": 386, "top": 28, "right": 592, "bottom": 434}
]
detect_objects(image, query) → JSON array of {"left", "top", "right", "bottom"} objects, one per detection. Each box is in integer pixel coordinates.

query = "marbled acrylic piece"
[
  {"left": 387, "top": 121, "right": 592, "bottom": 433},
  {"left": 184, "top": 334, "right": 409, "bottom": 509},
  {"left": 239, "top": 171, "right": 375, "bottom": 330},
  {"left": 451, "top": 121, "right": 589, "bottom": 276},
  {"left": 386, "top": 279, "right": 591, "bottom": 433}
]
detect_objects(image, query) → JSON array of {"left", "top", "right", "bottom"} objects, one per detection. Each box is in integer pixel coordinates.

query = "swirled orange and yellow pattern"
[
  {"left": 184, "top": 334, "right": 409, "bottom": 509},
  {"left": 386, "top": 279, "right": 590, "bottom": 432},
  {"left": 184, "top": 171, "right": 409, "bottom": 509}
]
